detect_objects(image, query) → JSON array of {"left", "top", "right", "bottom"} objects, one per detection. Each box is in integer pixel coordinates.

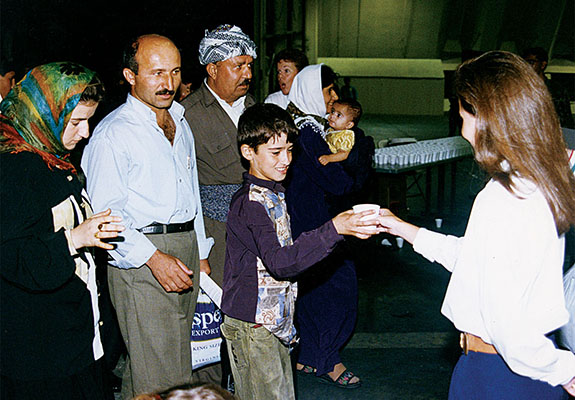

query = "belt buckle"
[{"left": 460, "top": 333, "right": 468, "bottom": 355}]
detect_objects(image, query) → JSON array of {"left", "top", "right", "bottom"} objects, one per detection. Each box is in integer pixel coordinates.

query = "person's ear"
[
  {"left": 206, "top": 63, "right": 218, "bottom": 81},
  {"left": 123, "top": 68, "right": 136, "bottom": 86},
  {"left": 541, "top": 60, "right": 548, "bottom": 72},
  {"left": 345, "top": 121, "right": 354, "bottom": 130},
  {"left": 240, "top": 144, "right": 255, "bottom": 161}
]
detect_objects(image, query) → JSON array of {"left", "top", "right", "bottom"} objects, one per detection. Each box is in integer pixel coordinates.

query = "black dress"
[
  {"left": 286, "top": 120, "right": 374, "bottom": 376},
  {"left": 0, "top": 152, "right": 106, "bottom": 399}
]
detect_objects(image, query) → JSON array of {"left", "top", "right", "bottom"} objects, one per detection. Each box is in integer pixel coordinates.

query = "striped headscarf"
[
  {"left": 0, "top": 62, "right": 96, "bottom": 171},
  {"left": 198, "top": 24, "right": 257, "bottom": 66}
]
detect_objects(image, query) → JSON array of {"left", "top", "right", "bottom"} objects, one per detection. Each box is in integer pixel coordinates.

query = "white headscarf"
[{"left": 287, "top": 64, "right": 326, "bottom": 118}]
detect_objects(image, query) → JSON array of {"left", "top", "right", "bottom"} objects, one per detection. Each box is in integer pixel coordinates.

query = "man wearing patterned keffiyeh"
[
  {"left": 182, "top": 24, "right": 257, "bottom": 287},
  {"left": 196, "top": 24, "right": 256, "bottom": 106},
  {"left": 181, "top": 24, "right": 257, "bottom": 387}
]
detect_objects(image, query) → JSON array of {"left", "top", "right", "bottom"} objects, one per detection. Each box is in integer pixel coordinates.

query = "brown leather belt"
[
  {"left": 460, "top": 333, "right": 497, "bottom": 355},
  {"left": 137, "top": 220, "right": 194, "bottom": 234}
]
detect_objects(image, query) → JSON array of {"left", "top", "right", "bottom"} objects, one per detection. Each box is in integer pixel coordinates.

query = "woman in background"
[
  {"left": 377, "top": 51, "right": 575, "bottom": 399},
  {"left": 265, "top": 48, "right": 309, "bottom": 109},
  {"left": 0, "top": 62, "right": 124, "bottom": 400}
]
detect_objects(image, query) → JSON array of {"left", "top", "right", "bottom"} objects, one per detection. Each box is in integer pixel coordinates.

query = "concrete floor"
[{"left": 294, "top": 209, "right": 471, "bottom": 400}]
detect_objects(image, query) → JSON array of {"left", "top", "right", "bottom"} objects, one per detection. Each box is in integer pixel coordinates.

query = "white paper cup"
[
  {"left": 435, "top": 218, "right": 443, "bottom": 228},
  {"left": 353, "top": 204, "right": 380, "bottom": 221}
]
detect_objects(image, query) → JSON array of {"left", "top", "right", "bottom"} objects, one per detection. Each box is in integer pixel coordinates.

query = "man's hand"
[
  {"left": 200, "top": 259, "right": 211, "bottom": 275},
  {"left": 146, "top": 249, "right": 193, "bottom": 292}
]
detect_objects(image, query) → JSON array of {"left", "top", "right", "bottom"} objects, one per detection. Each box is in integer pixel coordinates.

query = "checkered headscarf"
[{"left": 198, "top": 24, "right": 257, "bottom": 65}]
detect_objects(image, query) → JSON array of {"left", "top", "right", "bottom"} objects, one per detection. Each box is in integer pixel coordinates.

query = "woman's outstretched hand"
[
  {"left": 70, "top": 208, "right": 124, "bottom": 250},
  {"left": 332, "top": 210, "right": 382, "bottom": 239},
  {"left": 376, "top": 208, "right": 420, "bottom": 245}
]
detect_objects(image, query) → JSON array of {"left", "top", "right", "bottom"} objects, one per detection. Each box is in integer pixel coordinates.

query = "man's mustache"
[
  {"left": 156, "top": 89, "right": 175, "bottom": 96},
  {"left": 238, "top": 79, "right": 251, "bottom": 87}
]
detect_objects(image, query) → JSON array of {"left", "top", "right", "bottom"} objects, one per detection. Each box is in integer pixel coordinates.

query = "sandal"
[
  {"left": 297, "top": 365, "right": 316, "bottom": 374},
  {"left": 318, "top": 370, "right": 362, "bottom": 389}
]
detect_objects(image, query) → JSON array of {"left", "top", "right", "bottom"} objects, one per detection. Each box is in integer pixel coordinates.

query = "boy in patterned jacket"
[{"left": 220, "top": 103, "right": 378, "bottom": 400}]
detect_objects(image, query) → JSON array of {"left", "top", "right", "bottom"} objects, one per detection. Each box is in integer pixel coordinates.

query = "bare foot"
[{"left": 327, "top": 363, "right": 360, "bottom": 384}]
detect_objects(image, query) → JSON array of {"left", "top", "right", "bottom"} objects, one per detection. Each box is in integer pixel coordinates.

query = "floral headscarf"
[{"left": 0, "top": 62, "right": 97, "bottom": 171}]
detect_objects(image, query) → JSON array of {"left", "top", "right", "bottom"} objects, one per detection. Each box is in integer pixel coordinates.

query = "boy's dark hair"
[
  {"left": 334, "top": 98, "right": 362, "bottom": 125},
  {"left": 273, "top": 49, "right": 309, "bottom": 73},
  {"left": 80, "top": 74, "right": 105, "bottom": 103},
  {"left": 238, "top": 103, "right": 298, "bottom": 151}
]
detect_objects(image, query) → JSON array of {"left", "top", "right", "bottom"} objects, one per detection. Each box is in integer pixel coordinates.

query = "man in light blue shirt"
[{"left": 82, "top": 34, "right": 213, "bottom": 398}]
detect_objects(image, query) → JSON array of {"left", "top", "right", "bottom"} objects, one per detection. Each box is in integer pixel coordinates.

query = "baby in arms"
[{"left": 319, "top": 99, "right": 362, "bottom": 166}]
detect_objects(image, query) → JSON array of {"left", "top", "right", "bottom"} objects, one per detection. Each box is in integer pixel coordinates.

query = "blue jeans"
[{"left": 221, "top": 315, "right": 295, "bottom": 400}]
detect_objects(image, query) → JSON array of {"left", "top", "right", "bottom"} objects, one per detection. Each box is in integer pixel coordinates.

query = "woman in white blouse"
[{"left": 376, "top": 51, "right": 575, "bottom": 399}]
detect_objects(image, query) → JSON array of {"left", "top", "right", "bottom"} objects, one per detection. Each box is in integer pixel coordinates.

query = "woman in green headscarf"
[{"left": 0, "top": 62, "right": 124, "bottom": 400}]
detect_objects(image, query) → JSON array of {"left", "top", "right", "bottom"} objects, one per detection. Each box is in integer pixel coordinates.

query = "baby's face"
[{"left": 328, "top": 103, "right": 354, "bottom": 131}]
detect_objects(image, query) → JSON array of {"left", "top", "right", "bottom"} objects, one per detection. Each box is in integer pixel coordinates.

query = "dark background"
[{"left": 1, "top": 0, "right": 255, "bottom": 112}]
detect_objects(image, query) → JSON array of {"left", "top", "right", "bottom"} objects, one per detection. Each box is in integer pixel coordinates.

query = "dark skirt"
[
  {"left": 295, "top": 256, "right": 358, "bottom": 376},
  {"left": 448, "top": 351, "right": 568, "bottom": 400}
]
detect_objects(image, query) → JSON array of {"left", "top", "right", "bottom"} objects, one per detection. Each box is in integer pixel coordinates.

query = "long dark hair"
[
  {"left": 321, "top": 65, "right": 338, "bottom": 89},
  {"left": 455, "top": 51, "right": 575, "bottom": 234}
]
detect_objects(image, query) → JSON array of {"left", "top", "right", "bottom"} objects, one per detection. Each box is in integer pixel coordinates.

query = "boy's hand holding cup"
[{"left": 332, "top": 204, "right": 381, "bottom": 239}]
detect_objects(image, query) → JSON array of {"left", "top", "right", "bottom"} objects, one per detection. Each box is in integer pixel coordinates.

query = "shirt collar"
[
  {"left": 126, "top": 93, "right": 185, "bottom": 121},
  {"left": 244, "top": 172, "right": 285, "bottom": 193},
  {"left": 204, "top": 78, "right": 246, "bottom": 109}
]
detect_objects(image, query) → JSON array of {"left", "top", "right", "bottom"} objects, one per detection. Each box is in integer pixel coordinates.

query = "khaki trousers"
[
  {"left": 221, "top": 315, "right": 295, "bottom": 400},
  {"left": 108, "top": 231, "right": 199, "bottom": 399}
]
